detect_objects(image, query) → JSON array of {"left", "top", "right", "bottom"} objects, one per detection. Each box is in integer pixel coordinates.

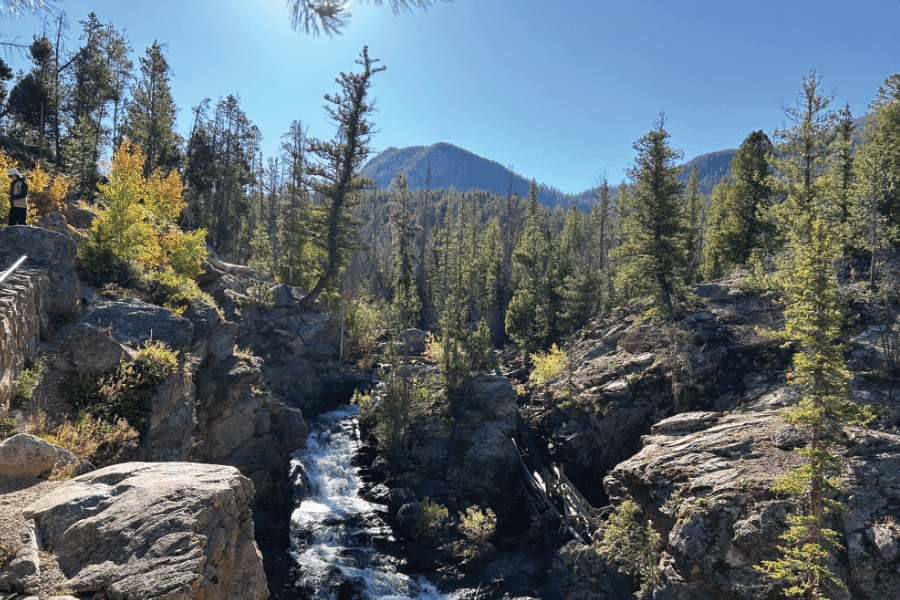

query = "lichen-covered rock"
[
  {"left": 0, "top": 434, "right": 84, "bottom": 479},
  {"left": 61, "top": 203, "right": 96, "bottom": 229},
  {"left": 539, "top": 540, "right": 634, "bottom": 600},
  {"left": 0, "top": 226, "right": 78, "bottom": 315},
  {"left": 407, "top": 374, "right": 519, "bottom": 501},
  {"left": 23, "top": 462, "right": 268, "bottom": 600},
  {"left": 53, "top": 322, "right": 126, "bottom": 373},
  {"left": 141, "top": 374, "right": 197, "bottom": 461},
  {"left": 650, "top": 411, "right": 720, "bottom": 435},
  {"left": 85, "top": 299, "right": 193, "bottom": 354},
  {"left": 194, "top": 354, "right": 308, "bottom": 499},
  {"left": 603, "top": 402, "right": 900, "bottom": 600},
  {"left": 270, "top": 283, "right": 294, "bottom": 308}
]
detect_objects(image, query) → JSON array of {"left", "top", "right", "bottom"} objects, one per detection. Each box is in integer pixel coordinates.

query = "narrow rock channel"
[{"left": 287, "top": 405, "right": 458, "bottom": 600}]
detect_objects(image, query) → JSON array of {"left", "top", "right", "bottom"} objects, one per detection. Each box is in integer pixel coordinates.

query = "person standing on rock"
[{"left": 7, "top": 168, "right": 28, "bottom": 226}]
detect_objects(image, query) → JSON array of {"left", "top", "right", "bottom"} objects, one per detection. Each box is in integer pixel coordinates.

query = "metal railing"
[{"left": 0, "top": 255, "right": 27, "bottom": 288}]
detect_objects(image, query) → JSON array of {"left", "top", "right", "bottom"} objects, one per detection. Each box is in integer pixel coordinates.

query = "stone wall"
[{"left": 0, "top": 268, "right": 49, "bottom": 410}]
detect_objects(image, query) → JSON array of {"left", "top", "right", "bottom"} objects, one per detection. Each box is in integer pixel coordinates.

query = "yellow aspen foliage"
[
  {"left": 82, "top": 141, "right": 207, "bottom": 293},
  {"left": 26, "top": 165, "right": 70, "bottom": 224}
]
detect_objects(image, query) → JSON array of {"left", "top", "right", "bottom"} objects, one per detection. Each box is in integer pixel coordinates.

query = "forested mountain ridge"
[
  {"left": 364, "top": 142, "right": 748, "bottom": 206},
  {"left": 362, "top": 142, "right": 565, "bottom": 207},
  {"left": 367, "top": 112, "right": 872, "bottom": 205}
]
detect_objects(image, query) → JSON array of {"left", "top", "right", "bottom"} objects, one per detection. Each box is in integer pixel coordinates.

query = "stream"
[{"left": 287, "top": 404, "right": 458, "bottom": 600}]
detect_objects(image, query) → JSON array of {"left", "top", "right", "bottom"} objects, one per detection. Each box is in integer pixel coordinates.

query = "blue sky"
[{"left": 6, "top": 0, "right": 900, "bottom": 193}]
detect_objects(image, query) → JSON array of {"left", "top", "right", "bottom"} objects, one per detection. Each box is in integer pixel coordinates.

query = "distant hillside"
[
  {"left": 679, "top": 115, "right": 870, "bottom": 196},
  {"left": 363, "top": 142, "right": 739, "bottom": 208},
  {"left": 362, "top": 143, "right": 571, "bottom": 209},
  {"left": 678, "top": 149, "right": 736, "bottom": 196},
  {"left": 366, "top": 115, "right": 872, "bottom": 209}
]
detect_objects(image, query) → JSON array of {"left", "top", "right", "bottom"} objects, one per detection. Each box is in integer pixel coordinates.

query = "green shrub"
[
  {"left": 59, "top": 340, "right": 178, "bottom": 433},
  {"left": 344, "top": 295, "right": 384, "bottom": 357},
  {"left": 14, "top": 355, "right": 43, "bottom": 406},
  {"left": 411, "top": 497, "right": 448, "bottom": 539},
  {"left": 0, "top": 418, "right": 16, "bottom": 439},
  {"left": 595, "top": 499, "right": 661, "bottom": 593},
  {"left": 457, "top": 505, "right": 497, "bottom": 559},
  {"left": 146, "top": 269, "right": 217, "bottom": 315},
  {"left": 530, "top": 343, "right": 567, "bottom": 386}
]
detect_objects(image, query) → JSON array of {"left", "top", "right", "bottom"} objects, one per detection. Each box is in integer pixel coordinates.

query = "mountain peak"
[{"left": 362, "top": 143, "right": 565, "bottom": 207}]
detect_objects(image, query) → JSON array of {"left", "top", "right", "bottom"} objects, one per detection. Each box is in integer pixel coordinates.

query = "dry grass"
[
  {"left": 26, "top": 409, "right": 138, "bottom": 469},
  {"left": 234, "top": 344, "right": 254, "bottom": 361}
]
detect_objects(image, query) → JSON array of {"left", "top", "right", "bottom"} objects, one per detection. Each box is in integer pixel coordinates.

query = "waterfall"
[{"left": 289, "top": 405, "right": 457, "bottom": 600}]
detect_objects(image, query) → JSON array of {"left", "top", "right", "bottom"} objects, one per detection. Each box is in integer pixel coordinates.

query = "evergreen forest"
[{"left": 0, "top": 10, "right": 899, "bottom": 362}]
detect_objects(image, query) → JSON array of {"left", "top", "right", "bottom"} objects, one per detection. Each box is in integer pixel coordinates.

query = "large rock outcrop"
[
  {"left": 53, "top": 321, "right": 126, "bottom": 373},
  {"left": 403, "top": 374, "right": 519, "bottom": 502},
  {"left": 22, "top": 462, "right": 268, "bottom": 600},
  {"left": 602, "top": 395, "right": 900, "bottom": 600},
  {"left": 0, "top": 226, "right": 79, "bottom": 315},
  {"left": 55, "top": 294, "right": 310, "bottom": 508},
  {"left": 517, "top": 279, "right": 792, "bottom": 503},
  {"left": 86, "top": 298, "right": 194, "bottom": 354},
  {"left": 195, "top": 263, "right": 362, "bottom": 418}
]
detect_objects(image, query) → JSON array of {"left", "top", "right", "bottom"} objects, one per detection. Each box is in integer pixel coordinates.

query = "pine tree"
[
  {"left": 102, "top": 23, "right": 134, "bottom": 152},
  {"left": 65, "top": 14, "right": 130, "bottom": 194},
  {"left": 557, "top": 206, "right": 599, "bottom": 333},
  {"left": 287, "top": 0, "right": 450, "bottom": 36},
  {"left": 298, "top": 46, "right": 384, "bottom": 308},
  {"left": 828, "top": 105, "right": 855, "bottom": 232},
  {"left": 702, "top": 131, "right": 776, "bottom": 278},
  {"left": 701, "top": 176, "right": 732, "bottom": 280},
  {"left": 854, "top": 74, "right": 900, "bottom": 285},
  {"left": 388, "top": 172, "right": 422, "bottom": 328},
  {"left": 249, "top": 219, "right": 275, "bottom": 278},
  {"left": 183, "top": 95, "right": 259, "bottom": 259},
  {"left": 64, "top": 113, "right": 101, "bottom": 197},
  {"left": 612, "top": 115, "right": 685, "bottom": 312},
  {"left": 121, "top": 41, "right": 182, "bottom": 175},
  {"left": 771, "top": 69, "right": 839, "bottom": 241},
  {"left": 592, "top": 177, "right": 615, "bottom": 307},
  {"left": 6, "top": 36, "right": 54, "bottom": 157},
  {"left": 280, "top": 119, "right": 308, "bottom": 212},
  {"left": 475, "top": 216, "right": 504, "bottom": 343},
  {"left": 682, "top": 165, "right": 704, "bottom": 281},
  {"left": 757, "top": 216, "right": 874, "bottom": 599},
  {"left": 506, "top": 180, "right": 552, "bottom": 357}
]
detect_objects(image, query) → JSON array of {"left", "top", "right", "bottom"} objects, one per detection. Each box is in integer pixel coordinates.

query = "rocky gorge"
[{"left": 2, "top": 216, "right": 900, "bottom": 600}]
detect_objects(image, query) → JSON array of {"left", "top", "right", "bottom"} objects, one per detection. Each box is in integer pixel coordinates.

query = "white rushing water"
[{"left": 290, "top": 405, "right": 457, "bottom": 600}]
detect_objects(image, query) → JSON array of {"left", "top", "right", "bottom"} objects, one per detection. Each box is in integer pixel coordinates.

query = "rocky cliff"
[
  {"left": 1, "top": 225, "right": 355, "bottom": 599},
  {"left": 521, "top": 277, "right": 900, "bottom": 599}
]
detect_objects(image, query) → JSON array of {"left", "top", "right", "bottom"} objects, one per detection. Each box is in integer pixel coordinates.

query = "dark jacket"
[{"left": 9, "top": 177, "right": 28, "bottom": 208}]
